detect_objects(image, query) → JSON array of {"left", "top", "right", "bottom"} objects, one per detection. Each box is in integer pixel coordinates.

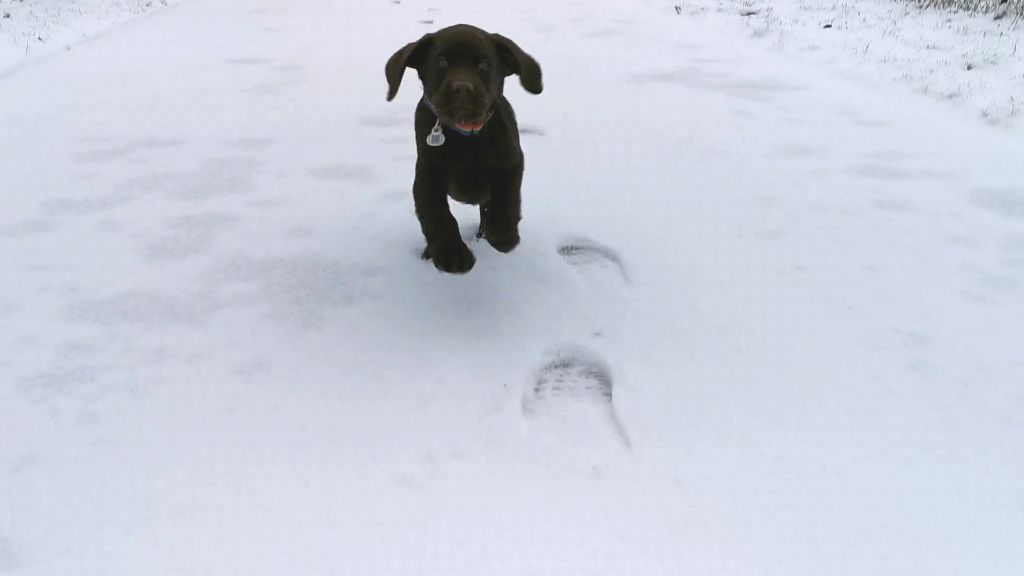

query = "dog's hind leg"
[{"left": 476, "top": 205, "right": 488, "bottom": 240}]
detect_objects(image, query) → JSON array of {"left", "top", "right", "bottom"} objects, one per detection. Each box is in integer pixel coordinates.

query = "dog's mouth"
[{"left": 441, "top": 107, "right": 490, "bottom": 132}]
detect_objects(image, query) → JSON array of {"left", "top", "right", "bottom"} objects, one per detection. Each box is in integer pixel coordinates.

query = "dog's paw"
[
  {"left": 426, "top": 241, "right": 476, "bottom": 274},
  {"left": 486, "top": 230, "right": 520, "bottom": 253}
]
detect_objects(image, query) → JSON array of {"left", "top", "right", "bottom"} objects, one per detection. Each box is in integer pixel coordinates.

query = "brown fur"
[{"left": 386, "top": 25, "right": 542, "bottom": 273}]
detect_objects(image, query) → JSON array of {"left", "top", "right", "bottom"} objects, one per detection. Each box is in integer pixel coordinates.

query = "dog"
[{"left": 386, "top": 24, "right": 542, "bottom": 274}]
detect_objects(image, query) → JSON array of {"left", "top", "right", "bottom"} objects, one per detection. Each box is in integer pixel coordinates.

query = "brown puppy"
[{"left": 386, "top": 25, "right": 542, "bottom": 274}]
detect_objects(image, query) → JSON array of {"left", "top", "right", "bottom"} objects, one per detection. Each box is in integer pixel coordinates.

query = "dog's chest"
[
  {"left": 440, "top": 148, "right": 495, "bottom": 205},
  {"left": 445, "top": 165, "right": 491, "bottom": 205}
]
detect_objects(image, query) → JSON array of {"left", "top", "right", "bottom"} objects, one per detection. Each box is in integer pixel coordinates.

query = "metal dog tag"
[{"left": 426, "top": 119, "right": 445, "bottom": 147}]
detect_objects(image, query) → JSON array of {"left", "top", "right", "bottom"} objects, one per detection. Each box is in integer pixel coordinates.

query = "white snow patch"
[
  {"left": 677, "top": 0, "right": 1024, "bottom": 125},
  {"left": 0, "top": 0, "right": 177, "bottom": 74}
]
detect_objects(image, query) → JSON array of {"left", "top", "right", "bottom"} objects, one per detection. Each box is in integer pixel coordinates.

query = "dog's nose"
[{"left": 451, "top": 81, "right": 475, "bottom": 96}]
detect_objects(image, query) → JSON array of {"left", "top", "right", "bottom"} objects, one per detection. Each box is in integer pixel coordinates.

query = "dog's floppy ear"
[
  {"left": 385, "top": 34, "right": 431, "bottom": 101},
  {"left": 491, "top": 34, "right": 543, "bottom": 95}
]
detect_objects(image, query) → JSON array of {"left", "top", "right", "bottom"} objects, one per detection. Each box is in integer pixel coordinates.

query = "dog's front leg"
[
  {"left": 481, "top": 168, "right": 523, "bottom": 253},
  {"left": 414, "top": 165, "right": 475, "bottom": 274}
]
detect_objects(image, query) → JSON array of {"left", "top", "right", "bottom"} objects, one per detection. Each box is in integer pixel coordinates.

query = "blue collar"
[{"left": 422, "top": 97, "right": 494, "bottom": 136}]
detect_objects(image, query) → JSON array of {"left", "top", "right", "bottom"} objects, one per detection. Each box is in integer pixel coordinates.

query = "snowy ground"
[
  {"left": 2, "top": 0, "right": 1023, "bottom": 574},
  {"left": 684, "top": 0, "right": 1024, "bottom": 125},
  {"left": 0, "top": 0, "right": 177, "bottom": 74}
]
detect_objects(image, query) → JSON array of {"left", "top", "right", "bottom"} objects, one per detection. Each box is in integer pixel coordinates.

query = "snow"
[
  {"left": 1, "top": 0, "right": 1023, "bottom": 574},
  {"left": 683, "top": 0, "right": 1024, "bottom": 125},
  {"left": 0, "top": 0, "right": 177, "bottom": 75}
]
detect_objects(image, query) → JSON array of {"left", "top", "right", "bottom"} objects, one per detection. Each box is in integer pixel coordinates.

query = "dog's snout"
[{"left": 451, "top": 81, "right": 475, "bottom": 96}]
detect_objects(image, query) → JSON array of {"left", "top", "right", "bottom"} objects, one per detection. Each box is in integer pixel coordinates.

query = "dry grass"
[{"left": 914, "top": 0, "right": 1024, "bottom": 19}]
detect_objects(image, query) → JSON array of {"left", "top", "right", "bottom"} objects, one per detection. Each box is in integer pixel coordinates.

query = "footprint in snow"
[
  {"left": 524, "top": 347, "right": 630, "bottom": 447},
  {"left": 519, "top": 124, "right": 545, "bottom": 137},
  {"left": 558, "top": 236, "right": 629, "bottom": 282},
  {"left": 968, "top": 186, "right": 1024, "bottom": 220}
]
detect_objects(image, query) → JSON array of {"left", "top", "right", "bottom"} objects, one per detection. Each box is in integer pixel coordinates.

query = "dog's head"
[{"left": 385, "top": 25, "right": 542, "bottom": 132}]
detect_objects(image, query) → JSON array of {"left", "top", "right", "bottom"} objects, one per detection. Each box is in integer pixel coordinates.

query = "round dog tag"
[{"left": 426, "top": 120, "right": 445, "bottom": 147}]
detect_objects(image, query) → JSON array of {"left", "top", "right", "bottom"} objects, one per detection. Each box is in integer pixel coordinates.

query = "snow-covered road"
[{"left": 2, "top": 0, "right": 1022, "bottom": 574}]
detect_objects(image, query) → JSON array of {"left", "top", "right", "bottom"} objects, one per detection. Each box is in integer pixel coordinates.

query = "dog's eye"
[
  {"left": 478, "top": 59, "right": 491, "bottom": 72},
  {"left": 436, "top": 57, "right": 448, "bottom": 70}
]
